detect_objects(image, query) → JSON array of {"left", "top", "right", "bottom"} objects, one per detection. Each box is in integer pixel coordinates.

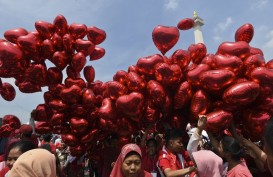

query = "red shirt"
[{"left": 141, "top": 147, "right": 158, "bottom": 173}]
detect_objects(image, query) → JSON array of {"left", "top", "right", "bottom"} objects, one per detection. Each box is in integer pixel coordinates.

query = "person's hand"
[
  {"left": 244, "top": 148, "right": 257, "bottom": 158},
  {"left": 241, "top": 137, "right": 256, "bottom": 148},
  {"left": 197, "top": 115, "right": 207, "bottom": 130}
]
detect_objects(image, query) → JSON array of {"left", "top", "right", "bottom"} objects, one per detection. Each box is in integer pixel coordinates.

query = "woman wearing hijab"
[
  {"left": 110, "top": 143, "right": 152, "bottom": 177},
  {"left": 9, "top": 148, "right": 56, "bottom": 177}
]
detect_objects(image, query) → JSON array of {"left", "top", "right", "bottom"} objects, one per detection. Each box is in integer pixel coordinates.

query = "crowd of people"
[{"left": 0, "top": 115, "right": 273, "bottom": 177}]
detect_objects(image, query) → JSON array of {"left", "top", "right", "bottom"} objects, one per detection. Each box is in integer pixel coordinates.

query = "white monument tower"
[{"left": 193, "top": 11, "right": 205, "bottom": 44}]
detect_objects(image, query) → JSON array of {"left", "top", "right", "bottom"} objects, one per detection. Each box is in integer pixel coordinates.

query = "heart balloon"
[
  {"left": 75, "top": 39, "right": 94, "bottom": 56},
  {"left": 49, "top": 99, "right": 67, "bottom": 112},
  {"left": 35, "top": 20, "right": 55, "bottom": 39},
  {"left": 71, "top": 52, "right": 87, "bottom": 72},
  {"left": 103, "top": 81, "right": 127, "bottom": 100},
  {"left": 266, "top": 59, "right": 273, "bottom": 69},
  {"left": 0, "top": 41, "right": 23, "bottom": 65},
  {"left": 250, "top": 67, "right": 273, "bottom": 87},
  {"left": 2, "top": 114, "right": 21, "bottom": 129},
  {"left": 62, "top": 134, "right": 79, "bottom": 147},
  {"left": 171, "top": 49, "right": 191, "bottom": 70},
  {"left": 188, "top": 43, "right": 207, "bottom": 64},
  {"left": 89, "top": 46, "right": 105, "bottom": 61},
  {"left": 152, "top": 25, "right": 179, "bottom": 55},
  {"left": 66, "top": 66, "right": 81, "bottom": 79},
  {"left": 250, "top": 47, "right": 264, "bottom": 56},
  {"left": 60, "top": 84, "right": 82, "bottom": 104},
  {"left": 201, "top": 54, "right": 215, "bottom": 68},
  {"left": 0, "top": 83, "right": 16, "bottom": 101},
  {"left": 83, "top": 65, "right": 95, "bottom": 83},
  {"left": 87, "top": 26, "right": 106, "bottom": 45},
  {"left": 69, "top": 23, "right": 87, "bottom": 39},
  {"left": 217, "top": 41, "right": 250, "bottom": 59},
  {"left": 47, "top": 67, "right": 63, "bottom": 85},
  {"left": 136, "top": 54, "right": 164, "bottom": 76},
  {"left": 206, "top": 109, "right": 233, "bottom": 133},
  {"left": 113, "top": 70, "right": 128, "bottom": 85},
  {"left": 126, "top": 72, "right": 146, "bottom": 92},
  {"left": 82, "top": 89, "right": 96, "bottom": 109},
  {"left": 213, "top": 54, "right": 243, "bottom": 74},
  {"left": 62, "top": 34, "right": 74, "bottom": 53},
  {"left": 174, "top": 81, "right": 193, "bottom": 109},
  {"left": 177, "top": 18, "right": 195, "bottom": 30},
  {"left": 235, "top": 23, "right": 254, "bottom": 43},
  {"left": 190, "top": 90, "right": 210, "bottom": 120},
  {"left": 116, "top": 92, "right": 144, "bottom": 117},
  {"left": 155, "top": 63, "right": 182, "bottom": 86},
  {"left": 33, "top": 104, "right": 50, "bottom": 121},
  {"left": 223, "top": 81, "right": 260, "bottom": 105},
  {"left": 186, "top": 64, "right": 211, "bottom": 88},
  {"left": 53, "top": 14, "right": 68, "bottom": 36},
  {"left": 4, "top": 28, "right": 28, "bottom": 43},
  {"left": 51, "top": 51, "right": 69, "bottom": 70},
  {"left": 35, "top": 121, "right": 52, "bottom": 134},
  {"left": 200, "top": 69, "right": 235, "bottom": 92},
  {"left": 70, "top": 117, "right": 89, "bottom": 134},
  {"left": 17, "top": 33, "right": 39, "bottom": 58},
  {"left": 51, "top": 33, "right": 64, "bottom": 51},
  {"left": 243, "top": 54, "right": 265, "bottom": 76},
  {"left": 18, "top": 81, "right": 42, "bottom": 93},
  {"left": 40, "top": 39, "right": 55, "bottom": 60},
  {"left": 26, "top": 63, "right": 47, "bottom": 85},
  {"left": 98, "top": 98, "right": 117, "bottom": 120},
  {"left": 50, "top": 113, "right": 65, "bottom": 126},
  {"left": 81, "top": 129, "right": 99, "bottom": 143},
  {"left": 147, "top": 80, "right": 166, "bottom": 109}
]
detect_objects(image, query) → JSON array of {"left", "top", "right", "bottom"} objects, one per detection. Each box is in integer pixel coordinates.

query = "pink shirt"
[{"left": 227, "top": 160, "right": 253, "bottom": 177}]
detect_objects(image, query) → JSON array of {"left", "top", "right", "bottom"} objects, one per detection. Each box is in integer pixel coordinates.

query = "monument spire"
[{"left": 193, "top": 11, "right": 205, "bottom": 44}]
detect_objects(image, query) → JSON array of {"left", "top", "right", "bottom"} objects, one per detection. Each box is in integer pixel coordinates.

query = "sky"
[{"left": 0, "top": 0, "right": 273, "bottom": 123}]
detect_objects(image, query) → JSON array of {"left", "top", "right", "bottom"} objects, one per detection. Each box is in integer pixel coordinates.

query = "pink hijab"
[
  {"left": 110, "top": 143, "right": 152, "bottom": 177},
  {"left": 192, "top": 150, "right": 223, "bottom": 177},
  {"left": 9, "top": 148, "right": 56, "bottom": 177}
]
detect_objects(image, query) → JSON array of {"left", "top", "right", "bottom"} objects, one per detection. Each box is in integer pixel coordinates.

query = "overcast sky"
[{"left": 1, "top": 0, "right": 273, "bottom": 123}]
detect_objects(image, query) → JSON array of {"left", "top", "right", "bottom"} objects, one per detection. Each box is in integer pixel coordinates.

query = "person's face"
[
  {"left": 170, "top": 137, "right": 183, "bottom": 154},
  {"left": 147, "top": 141, "right": 157, "bottom": 156},
  {"left": 7, "top": 148, "right": 23, "bottom": 169},
  {"left": 121, "top": 154, "right": 142, "bottom": 177}
]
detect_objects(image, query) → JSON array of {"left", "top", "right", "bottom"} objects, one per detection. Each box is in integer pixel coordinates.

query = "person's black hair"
[
  {"left": 165, "top": 128, "right": 183, "bottom": 145},
  {"left": 40, "top": 143, "right": 52, "bottom": 153},
  {"left": 264, "top": 118, "right": 273, "bottom": 152},
  {"left": 124, "top": 151, "right": 141, "bottom": 161},
  {"left": 221, "top": 136, "right": 244, "bottom": 161},
  {"left": 43, "top": 134, "right": 52, "bottom": 142},
  {"left": 146, "top": 138, "right": 158, "bottom": 147},
  {"left": 6, "top": 140, "right": 35, "bottom": 160}
]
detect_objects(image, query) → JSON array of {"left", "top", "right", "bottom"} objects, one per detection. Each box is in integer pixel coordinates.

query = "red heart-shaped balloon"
[
  {"left": 113, "top": 70, "right": 128, "bottom": 85},
  {"left": 2, "top": 114, "right": 21, "bottom": 129},
  {"left": 47, "top": 67, "right": 63, "bottom": 85},
  {"left": 235, "top": 23, "right": 254, "bottom": 43},
  {"left": 266, "top": 59, "right": 273, "bottom": 69},
  {"left": 53, "top": 14, "right": 68, "bottom": 36},
  {"left": 213, "top": 54, "right": 243, "bottom": 75},
  {"left": 152, "top": 25, "right": 179, "bottom": 55},
  {"left": 116, "top": 92, "right": 144, "bottom": 117},
  {"left": 4, "top": 28, "right": 28, "bottom": 43},
  {"left": 70, "top": 117, "right": 89, "bottom": 134},
  {"left": 174, "top": 81, "right": 193, "bottom": 109},
  {"left": 171, "top": 49, "right": 191, "bottom": 70},
  {"left": 81, "top": 129, "right": 99, "bottom": 143},
  {"left": 98, "top": 98, "right": 117, "bottom": 120},
  {"left": 126, "top": 72, "right": 146, "bottom": 92},
  {"left": 66, "top": 66, "right": 81, "bottom": 79},
  {"left": 64, "top": 77, "right": 86, "bottom": 88},
  {"left": 250, "top": 67, "right": 273, "bottom": 89},
  {"left": 147, "top": 80, "right": 166, "bottom": 109},
  {"left": 87, "top": 26, "right": 106, "bottom": 45},
  {"left": 89, "top": 46, "right": 105, "bottom": 61},
  {"left": 35, "top": 121, "right": 52, "bottom": 134},
  {"left": 136, "top": 54, "right": 164, "bottom": 76},
  {"left": 206, "top": 109, "right": 233, "bottom": 134},
  {"left": 75, "top": 39, "right": 94, "bottom": 56},
  {"left": 17, "top": 33, "right": 39, "bottom": 58},
  {"left": 188, "top": 43, "right": 207, "bottom": 64},
  {"left": 33, "top": 104, "right": 50, "bottom": 121},
  {"left": 62, "top": 134, "right": 79, "bottom": 147},
  {"left": 186, "top": 64, "right": 211, "bottom": 88},
  {"left": 190, "top": 90, "right": 210, "bottom": 120},
  {"left": 0, "top": 83, "right": 16, "bottom": 101},
  {"left": 50, "top": 113, "right": 65, "bottom": 126},
  {"left": 69, "top": 23, "right": 87, "bottom": 39},
  {"left": 51, "top": 51, "right": 69, "bottom": 70},
  {"left": 83, "top": 65, "right": 95, "bottom": 83},
  {"left": 250, "top": 47, "right": 263, "bottom": 56},
  {"left": 60, "top": 85, "right": 82, "bottom": 104},
  {"left": 18, "top": 81, "right": 42, "bottom": 93},
  {"left": 177, "top": 18, "right": 195, "bottom": 30},
  {"left": 103, "top": 81, "right": 128, "bottom": 100},
  {"left": 82, "top": 89, "right": 96, "bottom": 109},
  {"left": 26, "top": 63, "right": 47, "bottom": 85},
  {"left": 40, "top": 39, "right": 54, "bottom": 60},
  {"left": 0, "top": 41, "right": 23, "bottom": 64},
  {"left": 49, "top": 99, "right": 67, "bottom": 112},
  {"left": 243, "top": 54, "right": 265, "bottom": 76},
  {"left": 62, "top": 34, "right": 74, "bottom": 53},
  {"left": 217, "top": 41, "right": 250, "bottom": 59},
  {"left": 51, "top": 33, "right": 64, "bottom": 51},
  {"left": 200, "top": 69, "right": 235, "bottom": 92},
  {"left": 35, "top": 20, "right": 55, "bottom": 39},
  {"left": 155, "top": 63, "right": 182, "bottom": 86},
  {"left": 223, "top": 81, "right": 260, "bottom": 105},
  {"left": 71, "top": 52, "right": 86, "bottom": 72}
]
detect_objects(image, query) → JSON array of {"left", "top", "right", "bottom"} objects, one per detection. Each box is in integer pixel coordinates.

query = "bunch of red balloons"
[{"left": 1, "top": 15, "right": 273, "bottom": 156}]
